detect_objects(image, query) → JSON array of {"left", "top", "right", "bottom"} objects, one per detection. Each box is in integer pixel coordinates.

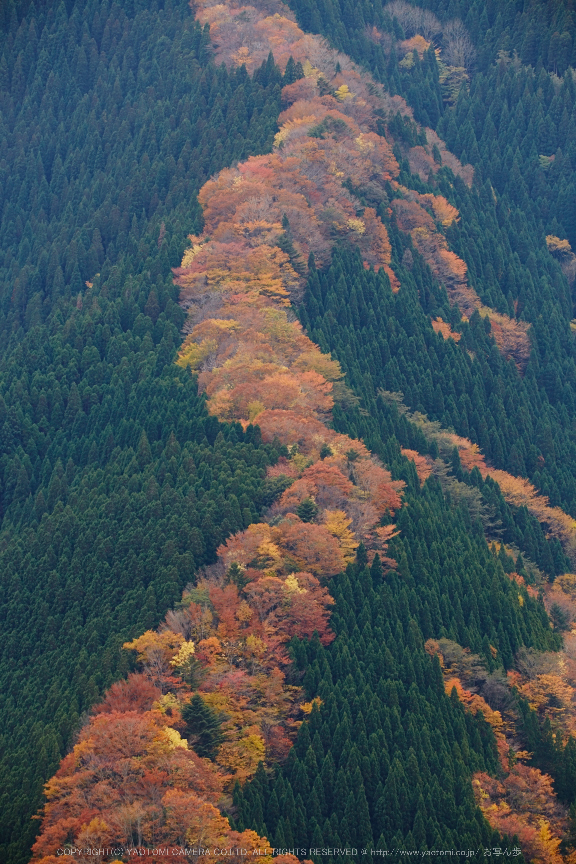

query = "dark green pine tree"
[
  {"left": 297, "top": 497, "right": 319, "bottom": 522},
  {"left": 182, "top": 693, "right": 225, "bottom": 760},
  {"left": 227, "top": 561, "right": 250, "bottom": 591}
]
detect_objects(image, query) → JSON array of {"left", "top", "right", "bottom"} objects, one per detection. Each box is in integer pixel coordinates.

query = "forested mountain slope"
[
  {"left": 279, "top": 0, "right": 576, "bottom": 517},
  {"left": 0, "top": 2, "right": 290, "bottom": 862},
  {"left": 27, "top": 1, "right": 576, "bottom": 863},
  {"left": 7, "top": 0, "right": 576, "bottom": 863}
]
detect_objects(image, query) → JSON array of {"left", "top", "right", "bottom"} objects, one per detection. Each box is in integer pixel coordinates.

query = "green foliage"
[
  {"left": 0, "top": 368, "right": 277, "bottom": 862},
  {"left": 284, "top": 0, "right": 445, "bottom": 126},
  {"left": 260, "top": 474, "right": 294, "bottom": 508},
  {"left": 301, "top": 243, "right": 576, "bottom": 547},
  {"left": 182, "top": 693, "right": 225, "bottom": 760},
  {"left": 297, "top": 497, "right": 319, "bottom": 523},
  {"left": 235, "top": 237, "right": 562, "bottom": 853},
  {"left": 438, "top": 63, "right": 576, "bottom": 256},
  {"left": 413, "top": 0, "right": 576, "bottom": 75},
  {"left": 287, "top": 0, "right": 576, "bottom": 527},
  {"left": 388, "top": 111, "right": 429, "bottom": 147},
  {"left": 3, "top": 0, "right": 575, "bottom": 859},
  {"left": 0, "top": 4, "right": 281, "bottom": 338},
  {"left": 550, "top": 603, "right": 571, "bottom": 632},
  {"left": 517, "top": 698, "right": 576, "bottom": 809},
  {"left": 227, "top": 561, "right": 250, "bottom": 592},
  {"left": 0, "top": 1, "right": 284, "bottom": 862},
  {"left": 235, "top": 549, "right": 528, "bottom": 858}
]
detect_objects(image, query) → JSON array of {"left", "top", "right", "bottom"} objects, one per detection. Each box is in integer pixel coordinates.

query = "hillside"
[
  {"left": 0, "top": 2, "right": 286, "bottom": 861},
  {"left": 5, "top": 1, "right": 576, "bottom": 863},
  {"left": 282, "top": 0, "right": 576, "bottom": 515}
]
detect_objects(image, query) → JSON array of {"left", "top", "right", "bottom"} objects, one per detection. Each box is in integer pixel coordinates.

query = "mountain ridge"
[{"left": 28, "top": 1, "right": 576, "bottom": 863}]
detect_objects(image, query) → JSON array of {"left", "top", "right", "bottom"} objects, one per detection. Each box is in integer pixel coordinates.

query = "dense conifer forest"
[
  {"left": 0, "top": 1, "right": 287, "bottom": 860},
  {"left": 5, "top": 1, "right": 576, "bottom": 864},
  {"left": 284, "top": 0, "right": 576, "bottom": 516}
]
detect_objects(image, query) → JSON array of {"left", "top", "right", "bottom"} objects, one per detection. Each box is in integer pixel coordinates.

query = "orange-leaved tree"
[{"left": 31, "top": 693, "right": 271, "bottom": 864}]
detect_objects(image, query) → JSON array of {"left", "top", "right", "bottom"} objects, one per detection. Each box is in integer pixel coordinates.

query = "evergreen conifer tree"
[
  {"left": 297, "top": 497, "right": 319, "bottom": 522},
  {"left": 182, "top": 693, "right": 225, "bottom": 760}
]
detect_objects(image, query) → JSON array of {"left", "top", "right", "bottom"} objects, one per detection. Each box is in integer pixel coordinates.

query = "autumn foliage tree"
[
  {"left": 425, "top": 637, "right": 575, "bottom": 864},
  {"left": 473, "top": 767, "right": 571, "bottom": 864},
  {"left": 35, "top": 0, "right": 542, "bottom": 858},
  {"left": 383, "top": 393, "right": 576, "bottom": 563},
  {"left": 30, "top": 693, "right": 271, "bottom": 864}
]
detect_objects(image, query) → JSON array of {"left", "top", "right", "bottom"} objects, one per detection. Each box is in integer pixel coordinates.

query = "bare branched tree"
[
  {"left": 384, "top": 3, "right": 475, "bottom": 70},
  {"left": 384, "top": 1, "right": 441, "bottom": 40},
  {"left": 481, "top": 671, "right": 516, "bottom": 713},
  {"left": 515, "top": 647, "right": 562, "bottom": 680},
  {"left": 442, "top": 19, "right": 476, "bottom": 70}
]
